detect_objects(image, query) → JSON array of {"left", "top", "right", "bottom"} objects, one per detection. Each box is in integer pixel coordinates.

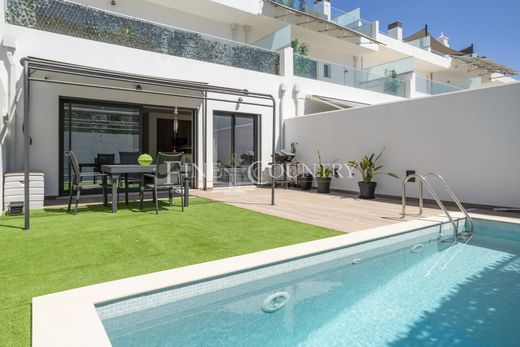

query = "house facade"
[{"left": 0, "top": 0, "right": 517, "bottom": 204}]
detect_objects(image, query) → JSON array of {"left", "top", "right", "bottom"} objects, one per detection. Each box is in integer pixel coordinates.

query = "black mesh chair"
[
  {"left": 66, "top": 151, "right": 107, "bottom": 214},
  {"left": 119, "top": 151, "right": 141, "bottom": 204},
  {"left": 140, "top": 152, "right": 184, "bottom": 214},
  {"left": 94, "top": 154, "right": 115, "bottom": 184}
]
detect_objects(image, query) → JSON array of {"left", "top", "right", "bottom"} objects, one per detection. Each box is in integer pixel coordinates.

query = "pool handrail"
[
  {"left": 400, "top": 173, "right": 468, "bottom": 241},
  {"left": 423, "top": 173, "right": 474, "bottom": 233}
]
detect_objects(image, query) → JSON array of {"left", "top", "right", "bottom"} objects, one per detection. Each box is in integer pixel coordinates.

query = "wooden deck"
[{"left": 194, "top": 187, "right": 447, "bottom": 233}]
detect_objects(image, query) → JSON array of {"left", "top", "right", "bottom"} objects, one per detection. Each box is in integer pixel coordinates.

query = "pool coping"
[{"left": 31, "top": 212, "right": 520, "bottom": 346}]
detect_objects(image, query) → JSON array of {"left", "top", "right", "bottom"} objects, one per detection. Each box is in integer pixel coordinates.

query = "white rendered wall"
[
  {"left": 285, "top": 82, "right": 520, "bottom": 208},
  {"left": 3, "top": 22, "right": 286, "bottom": 195},
  {"left": 0, "top": 0, "right": 480, "bottom": 199}
]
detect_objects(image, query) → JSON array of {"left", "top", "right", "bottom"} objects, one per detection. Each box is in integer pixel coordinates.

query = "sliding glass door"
[
  {"left": 60, "top": 99, "right": 141, "bottom": 195},
  {"left": 213, "top": 112, "right": 258, "bottom": 187}
]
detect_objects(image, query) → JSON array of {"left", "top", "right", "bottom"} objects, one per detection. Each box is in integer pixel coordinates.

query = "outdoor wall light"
[
  {"left": 235, "top": 97, "right": 243, "bottom": 111},
  {"left": 136, "top": 84, "right": 142, "bottom": 91},
  {"left": 110, "top": 0, "right": 116, "bottom": 6}
]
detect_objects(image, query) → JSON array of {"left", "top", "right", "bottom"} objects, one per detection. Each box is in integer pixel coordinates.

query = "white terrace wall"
[{"left": 285, "top": 82, "right": 520, "bottom": 208}]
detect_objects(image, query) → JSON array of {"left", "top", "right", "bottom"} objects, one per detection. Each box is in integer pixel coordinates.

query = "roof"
[{"left": 404, "top": 27, "right": 518, "bottom": 76}]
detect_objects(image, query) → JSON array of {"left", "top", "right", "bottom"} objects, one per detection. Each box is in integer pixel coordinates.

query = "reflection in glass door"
[
  {"left": 61, "top": 99, "right": 140, "bottom": 195},
  {"left": 213, "top": 112, "right": 258, "bottom": 187}
]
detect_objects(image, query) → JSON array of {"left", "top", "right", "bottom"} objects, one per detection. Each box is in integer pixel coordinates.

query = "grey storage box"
[{"left": 3, "top": 171, "right": 44, "bottom": 210}]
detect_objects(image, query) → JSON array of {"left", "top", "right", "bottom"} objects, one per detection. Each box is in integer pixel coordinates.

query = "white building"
[{"left": 0, "top": 0, "right": 518, "bottom": 210}]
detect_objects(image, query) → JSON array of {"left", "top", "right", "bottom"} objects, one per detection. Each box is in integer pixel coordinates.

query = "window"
[
  {"left": 60, "top": 99, "right": 141, "bottom": 195},
  {"left": 213, "top": 112, "right": 259, "bottom": 187},
  {"left": 323, "top": 63, "right": 331, "bottom": 78}
]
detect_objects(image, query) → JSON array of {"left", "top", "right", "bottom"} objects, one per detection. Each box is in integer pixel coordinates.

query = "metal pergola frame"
[{"left": 21, "top": 57, "right": 277, "bottom": 230}]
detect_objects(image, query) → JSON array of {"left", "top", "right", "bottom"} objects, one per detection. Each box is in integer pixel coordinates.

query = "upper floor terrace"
[
  {"left": 3, "top": 0, "right": 280, "bottom": 74},
  {"left": 2, "top": 0, "right": 515, "bottom": 102}
]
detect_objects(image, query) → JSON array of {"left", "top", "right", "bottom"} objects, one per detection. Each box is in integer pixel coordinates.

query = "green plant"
[
  {"left": 316, "top": 149, "right": 334, "bottom": 178},
  {"left": 348, "top": 148, "right": 398, "bottom": 183},
  {"left": 291, "top": 38, "right": 309, "bottom": 57},
  {"left": 384, "top": 68, "right": 401, "bottom": 95},
  {"left": 224, "top": 153, "right": 241, "bottom": 168}
]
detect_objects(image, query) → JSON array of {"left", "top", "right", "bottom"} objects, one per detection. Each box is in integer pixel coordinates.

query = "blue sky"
[{"left": 334, "top": 0, "right": 519, "bottom": 77}]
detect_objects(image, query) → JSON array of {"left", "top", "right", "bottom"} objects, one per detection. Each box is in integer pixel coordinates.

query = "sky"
[{"left": 333, "top": 0, "right": 520, "bottom": 78}]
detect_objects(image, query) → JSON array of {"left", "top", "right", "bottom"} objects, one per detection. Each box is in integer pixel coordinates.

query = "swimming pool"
[{"left": 96, "top": 218, "right": 520, "bottom": 346}]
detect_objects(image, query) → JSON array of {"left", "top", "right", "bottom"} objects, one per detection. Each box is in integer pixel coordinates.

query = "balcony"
[
  {"left": 294, "top": 55, "right": 407, "bottom": 97},
  {"left": 266, "top": 0, "right": 379, "bottom": 44},
  {"left": 330, "top": 6, "right": 374, "bottom": 38},
  {"left": 5, "top": 0, "right": 279, "bottom": 74},
  {"left": 415, "top": 76, "right": 463, "bottom": 95}
]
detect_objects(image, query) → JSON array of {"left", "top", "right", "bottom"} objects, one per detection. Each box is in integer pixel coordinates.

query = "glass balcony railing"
[
  {"left": 363, "top": 57, "right": 415, "bottom": 77},
  {"left": 294, "top": 55, "right": 407, "bottom": 97},
  {"left": 269, "top": 0, "right": 375, "bottom": 38},
  {"left": 330, "top": 6, "right": 374, "bottom": 38},
  {"left": 407, "top": 36, "right": 431, "bottom": 49},
  {"left": 415, "top": 76, "right": 463, "bottom": 95},
  {"left": 270, "top": 0, "right": 327, "bottom": 18},
  {"left": 6, "top": 0, "right": 280, "bottom": 74}
]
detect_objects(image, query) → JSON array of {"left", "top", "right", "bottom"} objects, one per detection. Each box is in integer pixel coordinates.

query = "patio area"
[
  {"left": 195, "top": 187, "right": 445, "bottom": 232},
  {"left": 196, "top": 186, "right": 520, "bottom": 232}
]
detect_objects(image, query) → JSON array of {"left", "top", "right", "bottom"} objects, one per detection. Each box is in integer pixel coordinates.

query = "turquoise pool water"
[{"left": 99, "top": 219, "right": 520, "bottom": 346}]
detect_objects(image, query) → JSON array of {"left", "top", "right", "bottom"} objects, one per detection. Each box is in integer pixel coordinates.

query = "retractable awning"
[
  {"left": 404, "top": 26, "right": 518, "bottom": 76},
  {"left": 404, "top": 27, "right": 466, "bottom": 56},
  {"left": 308, "top": 95, "right": 369, "bottom": 110},
  {"left": 452, "top": 56, "right": 519, "bottom": 76},
  {"left": 20, "top": 57, "right": 277, "bottom": 230}
]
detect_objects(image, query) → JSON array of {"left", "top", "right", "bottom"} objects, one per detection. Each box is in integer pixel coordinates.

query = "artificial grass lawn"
[{"left": 0, "top": 197, "right": 341, "bottom": 346}]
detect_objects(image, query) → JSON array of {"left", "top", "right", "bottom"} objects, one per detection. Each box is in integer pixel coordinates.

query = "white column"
[
  {"left": 403, "top": 72, "right": 416, "bottom": 98},
  {"left": 278, "top": 46, "right": 294, "bottom": 77},
  {"left": 371, "top": 20, "right": 379, "bottom": 39},
  {"left": 293, "top": 84, "right": 303, "bottom": 117},
  {"left": 279, "top": 83, "right": 287, "bottom": 149},
  {"left": 2, "top": 37, "right": 18, "bottom": 170}
]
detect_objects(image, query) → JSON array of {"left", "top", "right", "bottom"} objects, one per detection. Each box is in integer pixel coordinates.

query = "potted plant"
[
  {"left": 384, "top": 68, "right": 401, "bottom": 95},
  {"left": 315, "top": 150, "right": 334, "bottom": 193},
  {"left": 348, "top": 148, "right": 398, "bottom": 199},
  {"left": 297, "top": 172, "right": 313, "bottom": 191},
  {"left": 224, "top": 154, "right": 243, "bottom": 184}
]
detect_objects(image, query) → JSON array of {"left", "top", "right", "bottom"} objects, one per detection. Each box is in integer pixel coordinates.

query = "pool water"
[{"left": 100, "top": 219, "right": 520, "bottom": 347}]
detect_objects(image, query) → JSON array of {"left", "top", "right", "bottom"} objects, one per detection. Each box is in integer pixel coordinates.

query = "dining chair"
[
  {"left": 119, "top": 151, "right": 141, "bottom": 204},
  {"left": 66, "top": 151, "right": 107, "bottom": 215},
  {"left": 140, "top": 152, "right": 184, "bottom": 214}
]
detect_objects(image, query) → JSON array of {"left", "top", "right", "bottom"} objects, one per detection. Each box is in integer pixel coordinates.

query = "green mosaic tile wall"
[{"left": 6, "top": 0, "right": 279, "bottom": 74}]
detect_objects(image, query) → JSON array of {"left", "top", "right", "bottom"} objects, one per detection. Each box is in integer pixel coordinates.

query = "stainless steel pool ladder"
[{"left": 400, "top": 173, "right": 474, "bottom": 241}]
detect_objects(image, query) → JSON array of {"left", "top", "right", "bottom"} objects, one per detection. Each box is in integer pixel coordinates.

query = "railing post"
[
  {"left": 401, "top": 180, "right": 407, "bottom": 217},
  {"left": 419, "top": 179, "right": 423, "bottom": 215},
  {"left": 23, "top": 58, "right": 30, "bottom": 230}
]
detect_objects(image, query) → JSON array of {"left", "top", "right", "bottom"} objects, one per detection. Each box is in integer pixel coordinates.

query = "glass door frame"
[
  {"left": 212, "top": 111, "right": 261, "bottom": 187},
  {"left": 59, "top": 97, "right": 198, "bottom": 196}
]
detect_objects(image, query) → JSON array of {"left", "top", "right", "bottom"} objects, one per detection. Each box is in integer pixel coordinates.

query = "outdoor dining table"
[{"left": 100, "top": 164, "right": 190, "bottom": 213}]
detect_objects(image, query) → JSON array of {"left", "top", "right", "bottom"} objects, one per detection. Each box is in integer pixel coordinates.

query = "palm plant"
[
  {"left": 316, "top": 150, "right": 334, "bottom": 178},
  {"left": 348, "top": 148, "right": 398, "bottom": 183}
]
